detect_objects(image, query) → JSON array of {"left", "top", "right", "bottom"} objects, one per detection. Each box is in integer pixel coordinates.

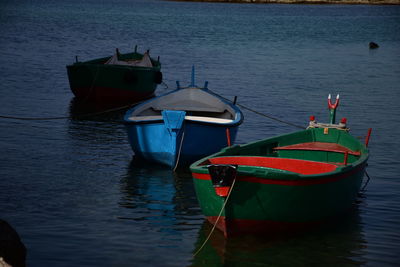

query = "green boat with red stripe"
[
  {"left": 190, "top": 95, "right": 371, "bottom": 237},
  {"left": 66, "top": 46, "right": 162, "bottom": 105}
]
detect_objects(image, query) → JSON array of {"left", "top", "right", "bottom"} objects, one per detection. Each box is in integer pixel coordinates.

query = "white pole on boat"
[{"left": 190, "top": 65, "right": 196, "bottom": 87}]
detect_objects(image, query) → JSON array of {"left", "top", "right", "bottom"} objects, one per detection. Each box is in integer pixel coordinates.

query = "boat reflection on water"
[
  {"left": 118, "top": 157, "right": 203, "bottom": 231},
  {"left": 116, "top": 157, "right": 205, "bottom": 263},
  {"left": 190, "top": 206, "right": 367, "bottom": 266}
]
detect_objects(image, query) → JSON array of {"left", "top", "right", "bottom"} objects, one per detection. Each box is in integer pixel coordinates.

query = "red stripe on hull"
[
  {"left": 192, "top": 163, "right": 365, "bottom": 186},
  {"left": 206, "top": 216, "right": 321, "bottom": 238}
]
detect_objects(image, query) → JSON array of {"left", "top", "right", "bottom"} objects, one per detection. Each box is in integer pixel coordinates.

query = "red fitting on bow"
[{"left": 328, "top": 94, "right": 340, "bottom": 110}]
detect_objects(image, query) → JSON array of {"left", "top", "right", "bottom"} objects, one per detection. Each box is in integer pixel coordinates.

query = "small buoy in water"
[{"left": 369, "top": 42, "right": 379, "bottom": 49}]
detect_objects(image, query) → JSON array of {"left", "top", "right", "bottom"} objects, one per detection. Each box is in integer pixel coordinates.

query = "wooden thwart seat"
[
  {"left": 127, "top": 115, "right": 233, "bottom": 123},
  {"left": 185, "top": 116, "right": 233, "bottom": 123},
  {"left": 274, "top": 142, "right": 361, "bottom": 156}
]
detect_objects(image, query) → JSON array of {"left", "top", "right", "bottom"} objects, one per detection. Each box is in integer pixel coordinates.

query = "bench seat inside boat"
[
  {"left": 208, "top": 156, "right": 338, "bottom": 175},
  {"left": 153, "top": 105, "right": 224, "bottom": 112},
  {"left": 127, "top": 115, "right": 233, "bottom": 123},
  {"left": 274, "top": 142, "right": 360, "bottom": 156},
  {"left": 185, "top": 116, "right": 233, "bottom": 123}
]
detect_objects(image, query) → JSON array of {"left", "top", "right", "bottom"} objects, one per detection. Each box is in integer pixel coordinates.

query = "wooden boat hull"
[
  {"left": 124, "top": 80, "right": 243, "bottom": 168},
  {"left": 66, "top": 51, "right": 162, "bottom": 104},
  {"left": 190, "top": 127, "right": 369, "bottom": 237},
  {"left": 125, "top": 119, "right": 240, "bottom": 168}
]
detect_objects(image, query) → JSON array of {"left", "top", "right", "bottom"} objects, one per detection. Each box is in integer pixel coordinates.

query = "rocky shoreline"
[{"left": 170, "top": 0, "right": 400, "bottom": 4}]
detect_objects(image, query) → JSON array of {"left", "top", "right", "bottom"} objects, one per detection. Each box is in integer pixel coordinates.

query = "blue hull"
[
  {"left": 125, "top": 121, "right": 239, "bottom": 168},
  {"left": 124, "top": 68, "right": 243, "bottom": 168}
]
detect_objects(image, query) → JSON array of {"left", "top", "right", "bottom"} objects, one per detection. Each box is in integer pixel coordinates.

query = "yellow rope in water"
[
  {"left": 192, "top": 178, "right": 237, "bottom": 257},
  {"left": 173, "top": 130, "right": 185, "bottom": 172}
]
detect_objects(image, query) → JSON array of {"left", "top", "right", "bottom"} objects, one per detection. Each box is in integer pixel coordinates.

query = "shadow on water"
[{"left": 190, "top": 207, "right": 367, "bottom": 267}]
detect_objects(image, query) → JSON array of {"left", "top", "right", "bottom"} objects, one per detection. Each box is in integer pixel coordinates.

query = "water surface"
[{"left": 0, "top": 0, "right": 399, "bottom": 266}]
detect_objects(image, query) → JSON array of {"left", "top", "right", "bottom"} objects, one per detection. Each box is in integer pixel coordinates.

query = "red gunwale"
[{"left": 193, "top": 160, "right": 365, "bottom": 186}]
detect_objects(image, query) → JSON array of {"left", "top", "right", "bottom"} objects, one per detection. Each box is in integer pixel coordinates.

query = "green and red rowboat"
[
  {"left": 190, "top": 95, "right": 371, "bottom": 237},
  {"left": 66, "top": 46, "right": 162, "bottom": 104}
]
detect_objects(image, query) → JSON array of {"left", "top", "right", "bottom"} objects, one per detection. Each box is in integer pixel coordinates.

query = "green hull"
[
  {"left": 66, "top": 50, "right": 162, "bottom": 104},
  {"left": 190, "top": 127, "right": 369, "bottom": 237}
]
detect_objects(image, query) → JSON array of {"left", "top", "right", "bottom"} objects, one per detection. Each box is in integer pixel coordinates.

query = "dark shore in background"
[{"left": 171, "top": 0, "right": 399, "bottom": 4}]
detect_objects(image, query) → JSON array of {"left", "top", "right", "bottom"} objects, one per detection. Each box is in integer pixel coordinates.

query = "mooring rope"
[
  {"left": 213, "top": 92, "right": 305, "bottom": 129},
  {"left": 236, "top": 103, "right": 305, "bottom": 129},
  {"left": 0, "top": 114, "right": 69, "bottom": 120},
  {"left": 361, "top": 169, "right": 371, "bottom": 191},
  {"left": 173, "top": 130, "right": 185, "bottom": 172},
  {"left": 0, "top": 102, "right": 137, "bottom": 121},
  {"left": 0, "top": 63, "right": 133, "bottom": 121},
  {"left": 0, "top": 83, "right": 304, "bottom": 130},
  {"left": 192, "top": 177, "right": 237, "bottom": 257},
  {"left": 161, "top": 81, "right": 169, "bottom": 90}
]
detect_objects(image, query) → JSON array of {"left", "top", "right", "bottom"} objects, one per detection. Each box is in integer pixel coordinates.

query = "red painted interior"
[
  {"left": 208, "top": 157, "right": 337, "bottom": 175},
  {"left": 274, "top": 142, "right": 360, "bottom": 156}
]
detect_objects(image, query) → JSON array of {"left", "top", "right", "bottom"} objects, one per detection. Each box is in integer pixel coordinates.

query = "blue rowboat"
[{"left": 123, "top": 67, "right": 243, "bottom": 169}]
